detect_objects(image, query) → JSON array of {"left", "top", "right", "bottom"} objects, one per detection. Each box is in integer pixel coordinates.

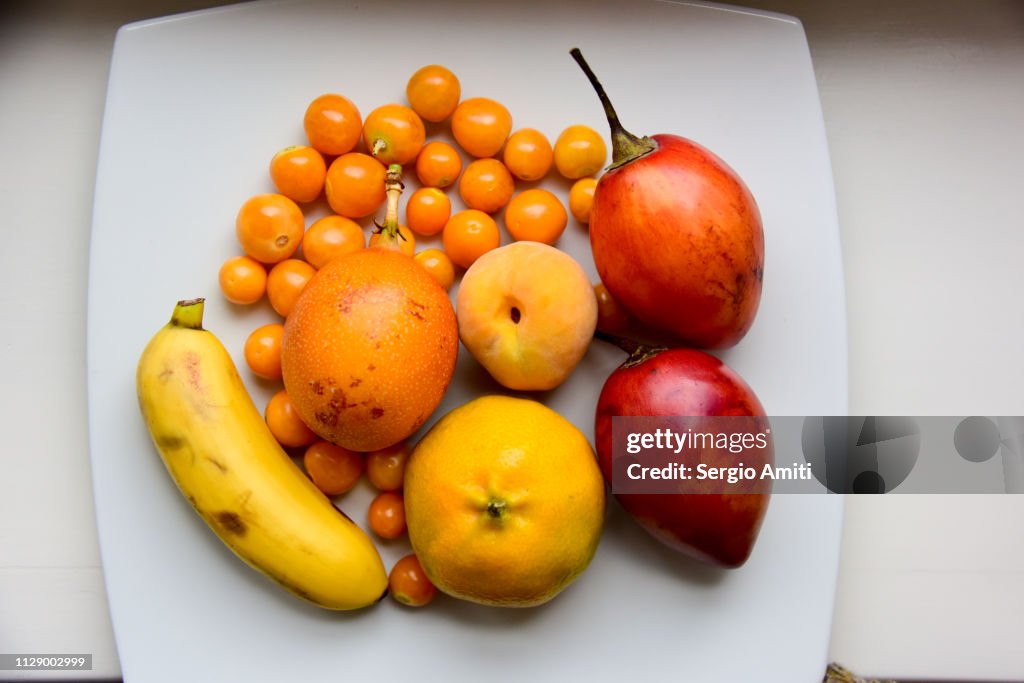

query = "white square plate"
[{"left": 88, "top": 1, "right": 847, "bottom": 680}]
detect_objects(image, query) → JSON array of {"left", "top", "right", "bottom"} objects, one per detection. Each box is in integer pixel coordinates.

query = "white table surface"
[{"left": 1, "top": 1, "right": 1022, "bottom": 680}]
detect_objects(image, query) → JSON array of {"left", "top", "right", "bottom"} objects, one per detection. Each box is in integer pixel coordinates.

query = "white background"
[{"left": 1, "top": 0, "right": 1022, "bottom": 680}]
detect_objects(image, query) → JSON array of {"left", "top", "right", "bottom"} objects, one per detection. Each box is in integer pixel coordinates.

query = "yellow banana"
[{"left": 136, "top": 298, "right": 388, "bottom": 610}]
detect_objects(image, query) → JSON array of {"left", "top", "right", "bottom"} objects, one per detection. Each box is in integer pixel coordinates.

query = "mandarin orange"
[{"left": 405, "top": 395, "right": 605, "bottom": 607}]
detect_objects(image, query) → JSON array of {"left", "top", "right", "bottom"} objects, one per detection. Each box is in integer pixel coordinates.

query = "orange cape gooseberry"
[
  {"left": 244, "top": 323, "right": 284, "bottom": 380},
  {"left": 235, "top": 194, "right": 304, "bottom": 264},
  {"left": 406, "top": 64, "right": 461, "bottom": 123},
  {"left": 503, "top": 128, "right": 553, "bottom": 181},
  {"left": 219, "top": 255, "right": 267, "bottom": 305},
  {"left": 304, "top": 93, "right": 362, "bottom": 156},
  {"left": 442, "top": 209, "right": 500, "bottom": 269},
  {"left": 553, "top": 124, "right": 607, "bottom": 179},
  {"left": 415, "top": 141, "right": 463, "bottom": 188},
  {"left": 458, "top": 158, "right": 514, "bottom": 214},
  {"left": 406, "top": 187, "right": 452, "bottom": 236},
  {"left": 302, "top": 215, "right": 366, "bottom": 269},
  {"left": 451, "top": 97, "right": 512, "bottom": 158},
  {"left": 569, "top": 177, "right": 598, "bottom": 224},
  {"left": 414, "top": 249, "right": 456, "bottom": 291},
  {"left": 269, "top": 145, "right": 326, "bottom": 203},
  {"left": 363, "top": 104, "right": 426, "bottom": 166},
  {"left": 325, "top": 153, "right": 387, "bottom": 218},
  {"left": 504, "top": 188, "right": 568, "bottom": 245}
]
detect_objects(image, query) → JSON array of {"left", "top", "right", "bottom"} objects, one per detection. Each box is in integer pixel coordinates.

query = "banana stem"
[{"left": 170, "top": 298, "right": 205, "bottom": 330}]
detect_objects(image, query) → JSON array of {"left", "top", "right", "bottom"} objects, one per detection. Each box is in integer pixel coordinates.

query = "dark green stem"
[
  {"left": 594, "top": 329, "right": 666, "bottom": 368},
  {"left": 486, "top": 499, "right": 506, "bottom": 520},
  {"left": 570, "top": 48, "right": 657, "bottom": 169}
]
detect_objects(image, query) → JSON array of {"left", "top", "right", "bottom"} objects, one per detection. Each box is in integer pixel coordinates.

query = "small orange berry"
[
  {"left": 269, "top": 145, "right": 326, "bottom": 203},
  {"left": 304, "top": 93, "right": 362, "bottom": 156},
  {"left": 368, "top": 491, "right": 407, "bottom": 539},
  {"left": 415, "top": 141, "right": 463, "bottom": 188},
  {"left": 236, "top": 194, "right": 304, "bottom": 264},
  {"left": 244, "top": 323, "right": 284, "bottom": 380},
  {"left": 389, "top": 554, "right": 437, "bottom": 607},
  {"left": 363, "top": 104, "right": 426, "bottom": 166},
  {"left": 459, "top": 158, "right": 514, "bottom": 214},
  {"left": 502, "top": 128, "right": 553, "bottom": 181},
  {"left": 569, "top": 177, "right": 598, "bottom": 224},
  {"left": 218, "top": 255, "right": 267, "bottom": 305},
  {"left": 414, "top": 249, "right": 456, "bottom": 291},
  {"left": 553, "top": 124, "right": 607, "bottom": 179},
  {"left": 266, "top": 258, "right": 316, "bottom": 318},
  {"left": 594, "top": 282, "right": 631, "bottom": 333},
  {"left": 302, "top": 215, "right": 365, "bottom": 269},
  {"left": 366, "top": 441, "right": 412, "bottom": 491},
  {"left": 303, "top": 441, "right": 364, "bottom": 496},
  {"left": 442, "top": 210, "right": 501, "bottom": 269},
  {"left": 451, "top": 97, "right": 512, "bottom": 158},
  {"left": 324, "top": 153, "right": 387, "bottom": 219},
  {"left": 406, "top": 188, "right": 451, "bottom": 236},
  {"left": 265, "top": 390, "right": 317, "bottom": 448},
  {"left": 406, "top": 65, "right": 461, "bottom": 123},
  {"left": 504, "top": 189, "right": 568, "bottom": 245}
]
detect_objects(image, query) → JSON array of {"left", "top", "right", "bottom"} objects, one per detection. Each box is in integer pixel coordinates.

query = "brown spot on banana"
[
  {"left": 157, "top": 434, "right": 185, "bottom": 450},
  {"left": 205, "top": 456, "right": 228, "bottom": 474},
  {"left": 184, "top": 351, "right": 202, "bottom": 389},
  {"left": 260, "top": 568, "right": 317, "bottom": 606},
  {"left": 214, "top": 511, "right": 247, "bottom": 536},
  {"left": 287, "top": 584, "right": 315, "bottom": 603}
]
